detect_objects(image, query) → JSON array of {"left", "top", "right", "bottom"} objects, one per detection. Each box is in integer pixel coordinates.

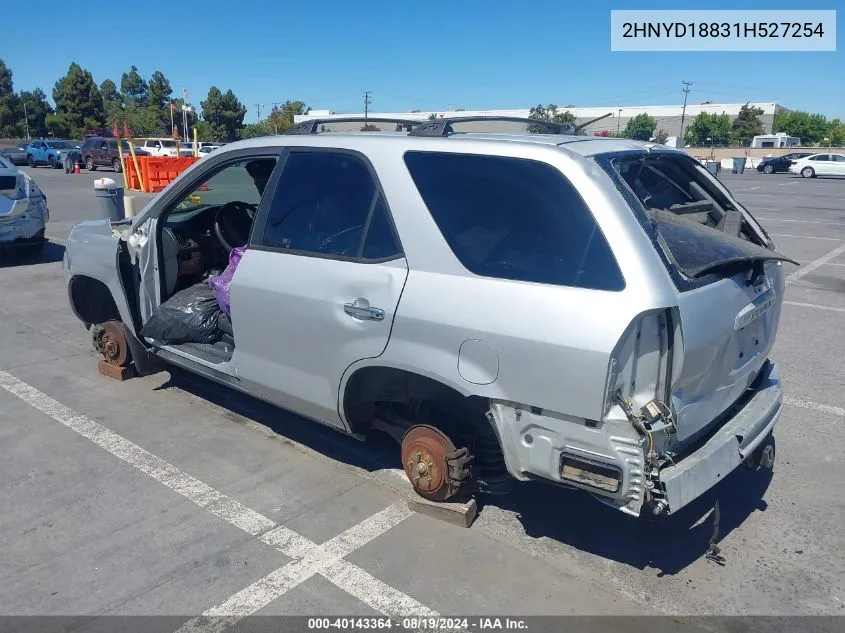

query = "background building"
[{"left": 295, "top": 102, "right": 784, "bottom": 137}]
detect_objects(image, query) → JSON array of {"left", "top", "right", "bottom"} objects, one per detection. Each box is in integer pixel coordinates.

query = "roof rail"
[
  {"left": 408, "top": 116, "right": 565, "bottom": 137},
  {"left": 285, "top": 117, "right": 422, "bottom": 135},
  {"left": 406, "top": 112, "right": 615, "bottom": 137}
]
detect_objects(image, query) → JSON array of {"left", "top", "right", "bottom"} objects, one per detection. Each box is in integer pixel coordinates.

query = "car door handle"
[{"left": 344, "top": 300, "right": 385, "bottom": 321}]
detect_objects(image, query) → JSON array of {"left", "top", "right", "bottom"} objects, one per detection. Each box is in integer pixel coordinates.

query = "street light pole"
[
  {"left": 707, "top": 136, "right": 714, "bottom": 160},
  {"left": 617, "top": 109, "right": 621, "bottom": 136}
]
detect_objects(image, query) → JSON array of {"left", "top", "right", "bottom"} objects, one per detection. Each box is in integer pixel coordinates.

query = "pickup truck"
[{"left": 26, "top": 140, "right": 79, "bottom": 169}]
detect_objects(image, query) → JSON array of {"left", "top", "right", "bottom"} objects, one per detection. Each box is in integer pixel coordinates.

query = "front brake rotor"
[
  {"left": 401, "top": 424, "right": 471, "bottom": 502},
  {"left": 99, "top": 321, "right": 129, "bottom": 367}
]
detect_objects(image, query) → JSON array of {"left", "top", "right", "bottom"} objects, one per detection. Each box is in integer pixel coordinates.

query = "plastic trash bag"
[
  {"left": 140, "top": 282, "right": 222, "bottom": 344},
  {"left": 208, "top": 245, "right": 245, "bottom": 317}
]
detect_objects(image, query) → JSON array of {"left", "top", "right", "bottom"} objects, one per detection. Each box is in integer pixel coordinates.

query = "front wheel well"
[{"left": 69, "top": 275, "right": 121, "bottom": 326}]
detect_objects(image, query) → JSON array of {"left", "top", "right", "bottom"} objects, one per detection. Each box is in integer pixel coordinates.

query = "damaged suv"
[{"left": 63, "top": 116, "right": 792, "bottom": 517}]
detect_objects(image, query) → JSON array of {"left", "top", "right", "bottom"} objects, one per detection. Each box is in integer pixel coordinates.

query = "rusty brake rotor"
[
  {"left": 401, "top": 424, "right": 471, "bottom": 502},
  {"left": 100, "top": 321, "right": 129, "bottom": 367}
]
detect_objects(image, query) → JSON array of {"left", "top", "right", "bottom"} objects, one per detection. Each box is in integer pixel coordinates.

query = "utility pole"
[
  {"left": 271, "top": 102, "right": 281, "bottom": 134},
  {"left": 255, "top": 103, "right": 264, "bottom": 122},
  {"left": 363, "top": 91, "right": 372, "bottom": 124},
  {"left": 23, "top": 102, "right": 30, "bottom": 139},
  {"left": 679, "top": 81, "right": 693, "bottom": 146},
  {"left": 617, "top": 108, "right": 622, "bottom": 136}
]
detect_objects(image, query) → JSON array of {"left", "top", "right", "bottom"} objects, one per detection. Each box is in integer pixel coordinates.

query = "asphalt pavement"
[{"left": 1, "top": 164, "right": 843, "bottom": 624}]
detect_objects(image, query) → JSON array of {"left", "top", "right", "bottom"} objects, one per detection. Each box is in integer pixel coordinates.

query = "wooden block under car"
[
  {"left": 406, "top": 495, "right": 478, "bottom": 528},
  {"left": 97, "top": 360, "right": 133, "bottom": 381}
]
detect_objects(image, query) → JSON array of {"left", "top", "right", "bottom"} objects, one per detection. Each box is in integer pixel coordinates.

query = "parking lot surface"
[{"left": 1, "top": 166, "right": 843, "bottom": 621}]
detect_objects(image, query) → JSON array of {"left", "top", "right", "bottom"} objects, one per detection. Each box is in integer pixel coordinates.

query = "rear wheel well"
[
  {"left": 69, "top": 276, "right": 121, "bottom": 326},
  {"left": 343, "top": 367, "right": 511, "bottom": 493}
]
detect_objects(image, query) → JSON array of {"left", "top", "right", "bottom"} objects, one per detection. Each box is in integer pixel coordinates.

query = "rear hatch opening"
[{"left": 601, "top": 150, "right": 792, "bottom": 452}]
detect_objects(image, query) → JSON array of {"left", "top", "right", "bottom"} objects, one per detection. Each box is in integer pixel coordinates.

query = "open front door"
[{"left": 231, "top": 148, "right": 408, "bottom": 430}]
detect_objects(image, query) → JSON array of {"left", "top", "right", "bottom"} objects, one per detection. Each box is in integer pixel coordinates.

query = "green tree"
[
  {"left": 16, "top": 89, "right": 53, "bottom": 138},
  {"left": 264, "top": 100, "right": 309, "bottom": 134},
  {"left": 684, "top": 112, "right": 732, "bottom": 146},
  {"left": 826, "top": 119, "right": 845, "bottom": 147},
  {"left": 200, "top": 86, "right": 247, "bottom": 141},
  {"left": 528, "top": 104, "right": 576, "bottom": 134},
  {"left": 195, "top": 120, "right": 216, "bottom": 141},
  {"left": 238, "top": 122, "right": 269, "bottom": 139},
  {"left": 653, "top": 128, "right": 669, "bottom": 144},
  {"left": 120, "top": 65, "right": 148, "bottom": 107},
  {"left": 147, "top": 70, "right": 173, "bottom": 133},
  {"left": 623, "top": 113, "right": 656, "bottom": 140},
  {"left": 0, "top": 59, "right": 19, "bottom": 137},
  {"left": 100, "top": 79, "right": 122, "bottom": 123},
  {"left": 730, "top": 103, "right": 765, "bottom": 146},
  {"left": 773, "top": 110, "right": 829, "bottom": 145},
  {"left": 52, "top": 63, "right": 105, "bottom": 138}
]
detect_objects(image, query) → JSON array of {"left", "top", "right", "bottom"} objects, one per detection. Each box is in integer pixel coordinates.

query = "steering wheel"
[{"left": 214, "top": 201, "right": 256, "bottom": 252}]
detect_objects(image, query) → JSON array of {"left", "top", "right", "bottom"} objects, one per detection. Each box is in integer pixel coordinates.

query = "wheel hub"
[
  {"left": 99, "top": 321, "right": 129, "bottom": 367},
  {"left": 401, "top": 424, "right": 470, "bottom": 502}
]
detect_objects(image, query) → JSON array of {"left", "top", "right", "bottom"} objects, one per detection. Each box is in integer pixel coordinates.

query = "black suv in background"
[
  {"left": 80, "top": 136, "right": 150, "bottom": 172},
  {"left": 756, "top": 152, "right": 813, "bottom": 174}
]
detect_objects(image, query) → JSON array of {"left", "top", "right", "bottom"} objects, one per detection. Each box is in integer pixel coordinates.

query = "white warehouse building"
[{"left": 294, "top": 102, "right": 784, "bottom": 138}]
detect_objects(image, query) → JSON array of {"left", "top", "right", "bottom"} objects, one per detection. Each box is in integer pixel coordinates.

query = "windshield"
[
  {"left": 159, "top": 140, "right": 177, "bottom": 148},
  {"left": 47, "top": 141, "right": 75, "bottom": 149}
]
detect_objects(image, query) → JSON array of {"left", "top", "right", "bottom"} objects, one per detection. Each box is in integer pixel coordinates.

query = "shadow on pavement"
[
  {"left": 154, "top": 365, "right": 773, "bottom": 575},
  {"left": 0, "top": 241, "right": 65, "bottom": 267}
]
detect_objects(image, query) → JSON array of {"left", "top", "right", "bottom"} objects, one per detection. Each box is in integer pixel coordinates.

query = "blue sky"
[{"left": 3, "top": 0, "right": 842, "bottom": 122}]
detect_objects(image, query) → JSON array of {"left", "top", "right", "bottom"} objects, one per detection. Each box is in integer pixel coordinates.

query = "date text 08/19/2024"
[{"left": 307, "top": 617, "right": 528, "bottom": 630}]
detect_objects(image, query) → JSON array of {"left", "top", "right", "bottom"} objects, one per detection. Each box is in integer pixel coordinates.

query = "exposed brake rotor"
[
  {"left": 99, "top": 321, "right": 129, "bottom": 367},
  {"left": 401, "top": 424, "right": 472, "bottom": 502}
]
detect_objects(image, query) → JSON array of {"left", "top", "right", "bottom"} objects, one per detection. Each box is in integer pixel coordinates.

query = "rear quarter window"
[{"left": 403, "top": 151, "right": 624, "bottom": 291}]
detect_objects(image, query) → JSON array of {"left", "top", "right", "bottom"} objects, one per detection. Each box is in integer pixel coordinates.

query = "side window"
[
  {"left": 260, "top": 151, "right": 395, "bottom": 260},
  {"left": 362, "top": 196, "right": 401, "bottom": 260},
  {"left": 403, "top": 151, "right": 624, "bottom": 291},
  {"left": 166, "top": 158, "right": 279, "bottom": 250},
  {"left": 810, "top": 155, "right": 829, "bottom": 161},
  {"left": 832, "top": 155, "right": 845, "bottom": 162}
]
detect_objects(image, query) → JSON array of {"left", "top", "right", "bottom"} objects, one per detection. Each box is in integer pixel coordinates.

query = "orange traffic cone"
[{"left": 73, "top": 162, "right": 80, "bottom": 175}]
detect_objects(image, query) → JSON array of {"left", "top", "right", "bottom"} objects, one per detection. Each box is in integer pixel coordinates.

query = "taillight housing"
[{"left": 602, "top": 308, "right": 683, "bottom": 420}]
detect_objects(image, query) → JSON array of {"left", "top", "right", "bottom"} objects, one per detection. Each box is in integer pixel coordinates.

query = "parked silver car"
[
  {"left": 62, "top": 117, "right": 793, "bottom": 517},
  {"left": 0, "top": 154, "right": 49, "bottom": 255}
]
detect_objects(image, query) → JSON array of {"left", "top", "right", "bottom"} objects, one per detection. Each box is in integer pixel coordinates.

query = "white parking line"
[
  {"left": 784, "top": 396, "right": 845, "bottom": 418},
  {"left": 786, "top": 243, "right": 845, "bottom": 285},
  {"left": 0, "top": 368, "right": 435, "bottom": 627},
  {"left": 797, "top": 260, "right": 845, "bottom": 268},
  {"left": 784, "top": 301, "right": 845, "bottom": 313},
  {"left": 769, "top": 234, "right": 842, "bottom": 241},
  {"left": 758, "top": 217, "right": 845, "bottom": 227}
]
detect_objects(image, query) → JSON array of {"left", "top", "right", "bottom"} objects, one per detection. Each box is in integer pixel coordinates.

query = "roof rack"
[
  {"left": 285, "top": 117, "right": 421, "bottom": 135},
  {"left": 407, "top": 113, "right": 615, "bottom": 137}
]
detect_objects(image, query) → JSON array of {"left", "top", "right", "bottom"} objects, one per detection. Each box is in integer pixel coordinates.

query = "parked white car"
[
  {"left": 198, "top": 145, "right": 221, "bottom": 158},
  {"left": 135, "top": 138, "right": 179, "bottom": 157},
  {"left": 788, "top": 153, "right": 845, "bottom": 178},
  {"left": 0, "top": 154, "right": 49, "bottom": 256}
]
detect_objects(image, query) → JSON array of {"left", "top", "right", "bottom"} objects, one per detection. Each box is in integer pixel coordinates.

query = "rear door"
[
  {"left": 810, "top": 154, "right": 832, "bottom": 175},
  {"left": 231, "top": 148, "right": 408, "bottom": 429},
  {"left": 830, "top": 154, "right": 845, "bottom": 175}
]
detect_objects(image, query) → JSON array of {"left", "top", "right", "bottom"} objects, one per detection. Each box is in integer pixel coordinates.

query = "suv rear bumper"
[
  {"left": 659, "top": 361, "right": 782, "bottom": 513},
  {"left": 488, "top": 361, "right": 781, "bottom": 517}
]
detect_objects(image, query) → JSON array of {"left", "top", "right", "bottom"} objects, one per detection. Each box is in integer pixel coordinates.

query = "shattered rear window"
[{"left": 608, "top": 153, "right": 792, "bottom": 285}]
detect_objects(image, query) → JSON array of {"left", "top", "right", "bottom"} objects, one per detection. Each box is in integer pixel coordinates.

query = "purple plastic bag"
[{"left": 208, "top": 245, "right": 245, "bottom": 317}]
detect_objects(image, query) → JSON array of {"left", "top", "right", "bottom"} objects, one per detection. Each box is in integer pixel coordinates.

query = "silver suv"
[{"left": 63, "top": 117, "right": 792, "bottom": 517}]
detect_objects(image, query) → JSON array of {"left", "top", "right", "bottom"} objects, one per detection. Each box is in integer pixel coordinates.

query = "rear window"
[
  {"left": 403, "top": 151, "right": 624, "bottom": 291},
  {"left": 607, "top": 153, "right": 790, "bottom": 284}
]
